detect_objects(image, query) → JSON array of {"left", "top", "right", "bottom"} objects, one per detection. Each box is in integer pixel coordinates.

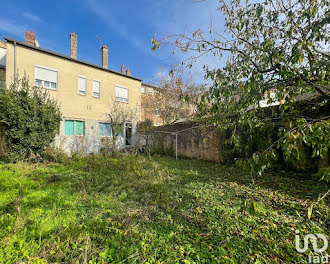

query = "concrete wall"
[{"left": 5, "top": 41, "right": 141, "bottom": 153}]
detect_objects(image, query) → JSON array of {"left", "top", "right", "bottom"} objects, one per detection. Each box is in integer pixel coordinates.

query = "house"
[
  {"left": 2, "top": 31, "right": 143, "bottom": 153},
  {"left": 141, "top": 83, "right": 163, "bottom": 126},
  {"left": 141, "top": 82, "right": 200, "bottom": 126}
]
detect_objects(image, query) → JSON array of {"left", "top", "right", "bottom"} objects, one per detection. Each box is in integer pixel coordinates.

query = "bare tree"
[
  {"left": 143, "top": 68, "right": 204, "bottom": 125},
  {"left": 106, "top": 104, "right": 137, "bottom": 153}
]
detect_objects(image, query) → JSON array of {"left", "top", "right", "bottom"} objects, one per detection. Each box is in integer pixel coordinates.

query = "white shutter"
[
  {"left": 78, "top": 76, "right": 86, "bottom": 95},
  {"left": 93, "top": 80, "right": 100, "bottom": 97},
  {"left": 122, "top": 88, "right": 128, "bottom": 99},
  {"left": 115, "top": 86, "right": 120, "bottom": 98},
  {"left": 35, "top": 66, "right": 57, "bottom": 83},
  {"left": 115, "top": 86, "right": 128, "bottom": 102}
]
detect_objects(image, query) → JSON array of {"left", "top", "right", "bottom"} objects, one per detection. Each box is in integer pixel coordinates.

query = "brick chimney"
[
  {"left": 70, "top": 32, "right": 78, "bottom": 59},
  {"left": 126, "top": 68, "right": 131, "bottom": 76},
  {"left": 121, "top": 64, "right": 125, "bottom": 74},
  {"left": 101, "top": 45, "right": 108, "bottom": 68},
  {"left": 25, "top": 30, "right": 35, "bottom": 46}
]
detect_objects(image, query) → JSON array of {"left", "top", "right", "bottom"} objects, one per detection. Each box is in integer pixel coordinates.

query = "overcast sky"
[{"left": 0, "top": 0, "right": 224, "bottom": 83}]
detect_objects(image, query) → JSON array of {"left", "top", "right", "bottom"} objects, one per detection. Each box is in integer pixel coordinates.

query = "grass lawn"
[{"left": 0, "top": 154, "right": 329, "bottom": 263}]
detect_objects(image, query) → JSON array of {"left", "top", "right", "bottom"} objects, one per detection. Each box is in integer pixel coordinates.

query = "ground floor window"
[
  {"left": 64, "top": 120, "right": 85, "bottom": 135},
  {"left": 99, "top": 122, "right": 112, "bottom": 136}
]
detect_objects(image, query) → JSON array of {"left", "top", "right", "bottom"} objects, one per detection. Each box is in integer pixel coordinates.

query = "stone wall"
[{"left": 152, "top": 122, "right": 229, "bottom": 162}]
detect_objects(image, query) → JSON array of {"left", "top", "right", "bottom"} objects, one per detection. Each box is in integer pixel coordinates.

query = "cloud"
[
  {"left": 144, "top": 0, "right": 225, "bottom": 82},
  {"left": 0, "top": 18, "right": 26, "bottom": 37},
  {"left": 86, "top": 0, "right": 150, "bottom": 55},
  {"left": 22, "top": 12, "right": 42, "bottom": 22},
  {"left": 85, "top": 0, "right": 226, "bottom": 83}
]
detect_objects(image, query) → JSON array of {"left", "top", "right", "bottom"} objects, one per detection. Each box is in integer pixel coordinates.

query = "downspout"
[{"left": 14, "top": 41, "right": 17, "bottom": 83}]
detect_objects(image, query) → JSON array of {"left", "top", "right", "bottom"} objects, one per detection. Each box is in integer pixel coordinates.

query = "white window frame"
[
  {"left": 35, "top": 65, "right": 58, "bottom": 90},
  {"left": 78, "top": 75, "right": 87, "bottom": 96},
  {"left": 115, "top": 85, "right": 129, "bottom": 103},
  {"left": 93, "top": 80, "right": 100, "bottom": 98}
]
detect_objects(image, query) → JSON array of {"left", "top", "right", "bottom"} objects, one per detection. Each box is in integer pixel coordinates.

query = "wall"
[
  {"left": 152, "top": 122, "right": 228, "bottom": 162},
  {"left": 55, "top": 119, "right": 136, "bottom": 154},
  {"left": 5, "top": 42, "right": 142, "bottom": 153},
  {"left": 151, "top": 98, "right": 329, "bottom": 171}
]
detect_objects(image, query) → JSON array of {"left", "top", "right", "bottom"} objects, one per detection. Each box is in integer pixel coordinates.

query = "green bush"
[{"left": 0, "top": 76, "right": 62, "bottom": 162}]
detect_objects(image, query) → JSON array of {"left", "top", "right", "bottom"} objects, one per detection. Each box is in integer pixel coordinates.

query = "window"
[
  {"left": 35, "top": 79, "right": 42, "bottom": 87},
  {"left": 35, "top": 65, "right": 58, "bottom": 90},
  {"left": 44, "top": 81, "right": 50, "bottom": 88},
  {"left": 115, "top": 86, "right": 128, "bottom": 103},
  {"left": 64, "top": 120, "right": 85, "bottom": 135},
  {"left": 141, "top": 86, "right": 146, "bottom": 94},
  {"left": 78, "top": 76, "right": 86, "bottom": 95},
  {"left": 125, "top": 123, "right": 132, "bottom": 146},
  {"left": 99, "top": 123, "right": 112, "bottom": 136},
  {"left": 93, "top": 80, "right": 100, "bottom": 98}
]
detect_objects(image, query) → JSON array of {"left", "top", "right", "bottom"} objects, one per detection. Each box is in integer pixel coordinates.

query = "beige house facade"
[{"left": 3, "top": 31, "right": 142, "bottom": 153}]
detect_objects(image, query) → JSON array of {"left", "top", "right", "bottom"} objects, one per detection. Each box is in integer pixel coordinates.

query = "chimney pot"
[
  {"left": 101, "top": 45, "right": 108, "bottom": 68},
  {"left": 126, "top": 68, "right": 131, "bottom": 76},
  {"left": 70, "top": 32, "right": 78, "bottom": 59},
  {"left": 25, "top": 30, "right": 36, "bottom": 46},
  {"left": 121, "top": 64, "right": 125, "bottom": 74}
]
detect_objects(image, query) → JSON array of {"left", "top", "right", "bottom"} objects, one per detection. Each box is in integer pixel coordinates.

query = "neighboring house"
[
  {"left": 141, "top": 83, "right": 199, "bottom": 126},
  {"left": 141, "top": 83, "right": 163, "bottom": 126},
  {"left": 3, "top": 31, "right": 142, "bottom": 153}
]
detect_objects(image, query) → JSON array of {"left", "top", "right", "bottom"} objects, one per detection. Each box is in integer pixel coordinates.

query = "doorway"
[{"left": 125, "top": 123, "right": 132, "bottom": 146}]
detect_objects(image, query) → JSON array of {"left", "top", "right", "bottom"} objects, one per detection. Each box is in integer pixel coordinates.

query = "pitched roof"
[
  {"left": 0, "top": 40, "right": 6, "bottom": 49},
  {"left": 4, "top": 36, "right": 142, "bottom": 82}
]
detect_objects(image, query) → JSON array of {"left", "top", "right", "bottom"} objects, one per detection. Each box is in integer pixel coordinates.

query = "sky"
[{"left": 0, "top": 0, "right": 224, "bottom": 84}]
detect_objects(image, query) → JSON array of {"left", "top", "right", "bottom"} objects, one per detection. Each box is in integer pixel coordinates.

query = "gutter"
[{"left": 4, "top": 36, "right": 143, "bottom": 82}]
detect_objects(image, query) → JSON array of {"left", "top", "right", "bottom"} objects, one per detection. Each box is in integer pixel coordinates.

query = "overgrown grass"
[{"left": 0, "top": 155, "right": 329, "bottom": 263}]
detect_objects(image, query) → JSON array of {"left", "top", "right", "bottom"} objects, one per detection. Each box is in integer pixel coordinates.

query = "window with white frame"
[
  {"left": 115, "top": 86, "right": 128, "bottom": 103},
  {"left": 141, "top": 86, "right": 146, "bottom": 94},
  {"left": 35, "top": 65, "right": 58, "bottom": 90},
  {"left": 93, "top": 80, "right": 100, "bottom": 98},
  {"left": 78, "top": 76, "right": 86, "bottom": 95}
]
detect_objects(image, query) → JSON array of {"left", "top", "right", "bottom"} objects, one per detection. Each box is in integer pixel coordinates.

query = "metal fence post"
[{"left": 175, "top": 132, "right": 178, "bottom": 160}]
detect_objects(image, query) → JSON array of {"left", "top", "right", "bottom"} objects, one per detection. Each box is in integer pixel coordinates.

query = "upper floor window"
[
  {"left": 141, "top": 86, "right": 146, "bottom": 94},
  {"left": 93, "top": 80, "right": 100, "bottom": 98},
  {"left": 115, "top": 86, "right": 128, "bottom": 103},
  {"left": 35, "top": 65, "right": 58, "bottom": 90},
  {"left": 78, "top": 76, "right": 86, "bottom": 95}
]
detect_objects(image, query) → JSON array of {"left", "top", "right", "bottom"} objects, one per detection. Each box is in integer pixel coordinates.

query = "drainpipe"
[{"left": 14, "top": 41, "right": 17, "bottom": 83}]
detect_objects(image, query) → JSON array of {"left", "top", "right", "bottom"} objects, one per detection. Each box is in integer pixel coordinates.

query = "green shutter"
[
  {"left": 64, "top": 120, "right": 74, "bottom": 135},
  {"left": 75, "top": 121, "right": 85, "bottom": 135}
]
